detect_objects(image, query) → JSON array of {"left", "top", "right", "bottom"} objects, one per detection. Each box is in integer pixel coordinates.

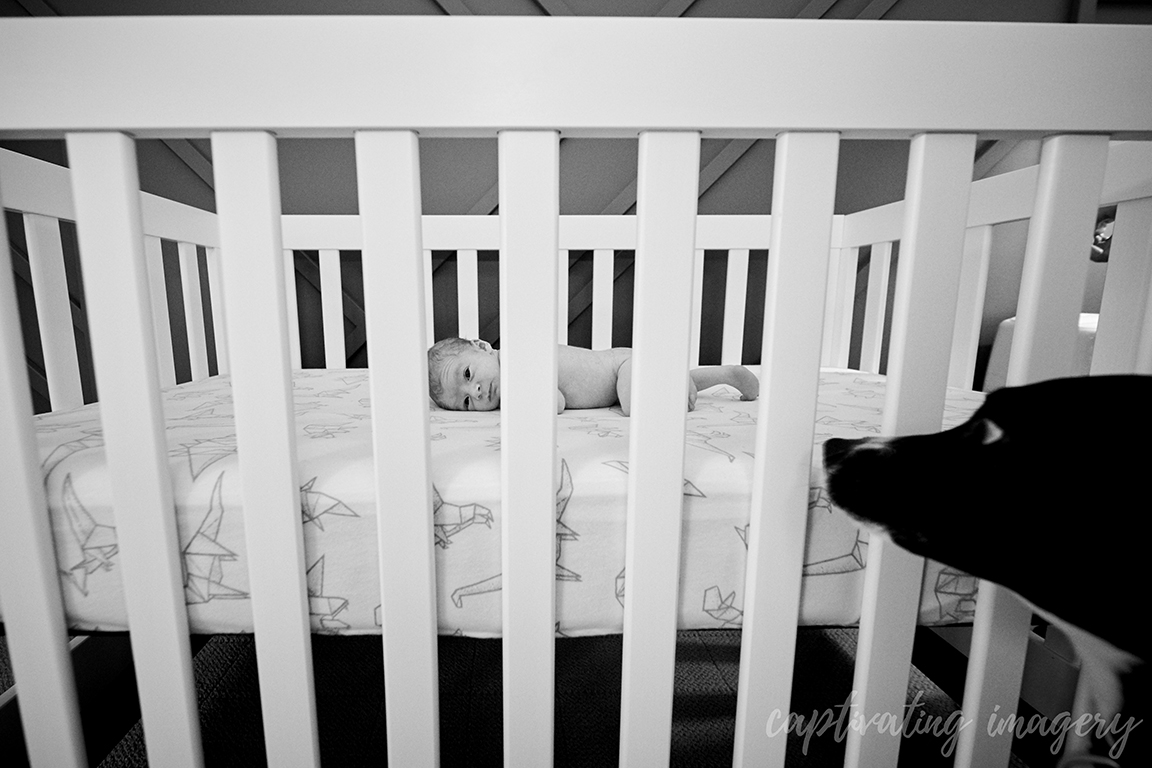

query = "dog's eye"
[{"left": 974, "top": 418, "right": 1005, "bottom": 446}]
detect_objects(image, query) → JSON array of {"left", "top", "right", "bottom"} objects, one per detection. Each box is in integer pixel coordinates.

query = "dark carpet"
[{"left": 91, "top": 627, "right": 1028, "bottom": 768}]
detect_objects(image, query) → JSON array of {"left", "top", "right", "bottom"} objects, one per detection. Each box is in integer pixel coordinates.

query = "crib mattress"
[{"left": 32, "top": 367, "right": 985, "bottom": 637}]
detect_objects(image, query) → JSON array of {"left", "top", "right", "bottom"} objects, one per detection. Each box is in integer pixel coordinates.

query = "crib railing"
[
  {"left": 9, "top": 139, "right": 1151, "bottom": 409},
  {"left": 3, "top": 15, "right": 1152, "bottom": 768},
  {"left": 6, "top": 137, "right": 1152, "bottom": 767}
]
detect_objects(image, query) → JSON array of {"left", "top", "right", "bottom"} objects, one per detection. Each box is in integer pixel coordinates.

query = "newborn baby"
[{"left": 428, "top": 337, "right": 758, "bottom": 416}]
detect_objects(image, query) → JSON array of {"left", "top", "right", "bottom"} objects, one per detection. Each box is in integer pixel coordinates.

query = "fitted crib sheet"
[{"left": 33, "top": 367, "right": 985, "bottom": 637}]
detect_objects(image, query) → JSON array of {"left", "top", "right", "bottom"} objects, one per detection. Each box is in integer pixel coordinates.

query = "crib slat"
[
  {"left": 66, "top": 132, "right": 204, "bottom": 768},
  {"left": 948, "top": 225, "right": 993, "bottom": 389},
  {"left": 211, "top": 131, "right": 320, "bottom": 768},
  {"left": 732, "top": 131, "right": 839, "bottom": 768},
  {"left": 424, "top": 249, "right": 436, "bottom": 349},
  {"left": 721, "top": 248, "right": 749, "bottom": 364},
  {"left": 957, "top": 134, "right": 1110, "bottom": 768},
  {"left": 355, "top": 130, "right": 440, "bottom": 768},
  {"left": 498, "top": 130, "right": 559, "bottom": 768},
  {"left": 829, "top": 245, "right": 859, "bottom": 368},
  {"left": 145, "top": 236, "right": 178, "bottom": 389},
  {"left": 23, "top": 212, "right": 83, "bottom": 410},
  {"left": 846, "top": 133, "right": 976, "bottom": 768},
  {"left": 320, "top": 248, "right": 345, "bottom": 367},
  {"left": 206, "top": 246, "right": 229, "bottom": 375},
  {"left": 619, "top": 131, "right": 700, "bottom": 768},
  {"left": 820, "top": 246, "right": 841, "bottom": 366},
  {"left": 558, "top": 250, "right": 569, "bottom": 344},
  {"left": 457, "top": 248, "right": 479, "bottom": 340},
  {"left": 284, "top": 249, "right": 302, "bottom": 368},
  {"left": 1092, "top": 197, "right": 1152, "bottom": 375},
  {"left": 592, "top": 248, "right": 614, "bottom": 350},
  {"left": 690, "top": 248, "right": 705, "bottom": 368},
  {"left": 953, "top": 585, "right": 1034, "bottom": 768},
  {"left": 179, "top": 241, "right": 209, "bottom": 381},
  {"left": 1008, "top": 134, "right": 1110, "bottom": 386},
  {"left": 0, "top": 196, "right": 87, "bottom": 768},
  {"left": 859, "top": 240, "right": 892, "bottom": 373}
]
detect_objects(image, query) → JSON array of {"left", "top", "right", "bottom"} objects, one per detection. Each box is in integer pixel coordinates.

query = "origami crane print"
[
  {"left": 702, "top": 586, "right": 743, "bottom": 627},
  {"left": 554, "top": 461, "right": 579, "bottom": 583},
  {"left": 173, "top": 435, "right": 238, "bottom": 481},
  {"left": 934, "top": 567, "right": 978, "bottom": 623},
  {"left": 183, "top": 472, "right": 247, "bottom": 605},
  {"left": 449, "top": 460, "right": 578, "bottom": 608},
  {"left": 685, "top": 429, "right": 736, "bottom": 462},
  {"left": 433, "top": 486, "right": 493, "bottom": 548},
  {"left": 300, "top": 477, "right": 359, "bottom": 530},
  {"left": 307, "top": 555, "right": 350, "bottom": 633},
  {"left": 59, "top": 474, "right": 118, "bottom": 596},
  {"left": 603, "top": 460, "right": 705, "bottom": 497},
  {"left": 41, "top": 431, "right": 103, "bottom": 478}
]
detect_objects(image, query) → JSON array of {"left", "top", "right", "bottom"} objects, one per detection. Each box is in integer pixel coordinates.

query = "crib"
[{"left": 2, "top": 15, "right": 1151, "bottom": 768}]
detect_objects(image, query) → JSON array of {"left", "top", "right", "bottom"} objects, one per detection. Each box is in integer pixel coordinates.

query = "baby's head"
[{"left": 428, "top": 337, "right": 501, "bottom": 411}]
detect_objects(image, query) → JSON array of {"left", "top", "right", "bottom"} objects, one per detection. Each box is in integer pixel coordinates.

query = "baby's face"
[{"left": 436, "top": 343, "right": 501, "bottom": 411}]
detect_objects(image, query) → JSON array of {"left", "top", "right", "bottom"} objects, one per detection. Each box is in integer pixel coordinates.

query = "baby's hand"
[
  {"left": 687, "top": 378, "right": 698, "bottom": 412},
  {"left": 556, "top": 389, "right": 566, "bottom": 415}
]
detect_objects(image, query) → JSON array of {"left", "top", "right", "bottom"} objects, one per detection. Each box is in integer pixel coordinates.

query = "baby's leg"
[
  {"left": 617, "top": 359, "right": 705, "bottom": 414},
  {"left": 615, "top": 357, "right": 633, "bottom": 416},
  {"left": 690, "top": 366, "right": 759, "bottom": 401}
]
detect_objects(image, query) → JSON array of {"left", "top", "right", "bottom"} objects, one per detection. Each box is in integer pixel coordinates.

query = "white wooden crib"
[{"left": 2, "top": 15, "right": 1151, "bottom": 768}]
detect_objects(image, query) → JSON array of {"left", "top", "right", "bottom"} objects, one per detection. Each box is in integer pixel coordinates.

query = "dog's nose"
[{"left": 822, "top": 437, "right": 855, "bottom": 469}]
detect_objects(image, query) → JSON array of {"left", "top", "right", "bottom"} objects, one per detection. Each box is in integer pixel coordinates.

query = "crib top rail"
[{"left": 2, "top": 16, "right": 1151, "bottom": 140}]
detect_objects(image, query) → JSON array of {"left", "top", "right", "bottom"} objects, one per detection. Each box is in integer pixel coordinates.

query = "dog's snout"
[
  {"left": 823, "top": 437, "right": 856, "bottom": 469},
  {"left": 823, "top": 436, "right": 892, "bottom": 471}
]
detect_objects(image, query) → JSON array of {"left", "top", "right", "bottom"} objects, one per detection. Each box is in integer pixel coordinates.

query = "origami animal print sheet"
[{"left": 31, "top": 367, "right": 985, "bottom": 636}]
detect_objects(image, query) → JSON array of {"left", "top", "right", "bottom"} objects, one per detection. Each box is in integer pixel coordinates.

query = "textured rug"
[{"left": 91, "top": 627, "right": 1026, "bottom": 768}]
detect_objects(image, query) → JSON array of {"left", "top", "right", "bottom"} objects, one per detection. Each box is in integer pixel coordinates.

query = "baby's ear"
[{"left": 472, "top": 339, "right": 494, "bottom": 353}]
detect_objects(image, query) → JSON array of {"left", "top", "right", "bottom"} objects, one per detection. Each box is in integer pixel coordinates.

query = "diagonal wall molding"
[
  {"left": 162, "top": 139, "right": 215, "bottom": 190},
  {"left": 798, "top": 0, "right": 840, "bottom": 19},
  {"left": 431, "top": 0, "right": 473, "bottom": 15},
  {"left": 858, "top": 0, "right": 899, "bottom": 20},
  {"left": 476, "top": 138, "right": 760, "bottom": 345},
  {"left": 973, "top": 139, "right": 1019, "bottom": 180}
]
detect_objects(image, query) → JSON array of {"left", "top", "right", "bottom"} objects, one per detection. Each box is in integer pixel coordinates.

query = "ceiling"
[{"left": 2, "top": 0, "right": 1151, "bottom": 24}]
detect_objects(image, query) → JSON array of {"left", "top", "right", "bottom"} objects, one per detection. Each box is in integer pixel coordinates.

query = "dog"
[{"left": 822, "top": 374, "right": 1149, "bottom": 764}]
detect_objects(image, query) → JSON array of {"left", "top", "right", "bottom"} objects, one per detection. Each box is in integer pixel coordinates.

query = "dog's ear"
[{"left": 972, "top": 417, "right": 1005, "bottom": 446}]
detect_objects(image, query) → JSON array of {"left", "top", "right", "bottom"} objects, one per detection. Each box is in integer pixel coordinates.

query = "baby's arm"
[
  {"left": 616, "top": 361, "right": 758, "bottom": 414},
  {"left": 690, "top": 366, "right": 759, "bottom": 402}
]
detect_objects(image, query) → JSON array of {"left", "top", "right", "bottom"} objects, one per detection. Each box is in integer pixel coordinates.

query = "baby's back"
[{"left": 557, "top": 346, "right": 630, "bottom": 409}]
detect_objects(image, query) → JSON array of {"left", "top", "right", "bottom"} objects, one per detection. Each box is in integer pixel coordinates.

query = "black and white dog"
[{"left": 823, "top": 375, "right": 1148, "bottom": 764}]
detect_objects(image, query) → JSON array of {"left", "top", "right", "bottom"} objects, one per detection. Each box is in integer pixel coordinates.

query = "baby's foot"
[
  {"left": 722, "top": 366, "right": 759, "bottom": 401},
  {"left": 689, "top": 366, "right": 759, "bottom": 402}
]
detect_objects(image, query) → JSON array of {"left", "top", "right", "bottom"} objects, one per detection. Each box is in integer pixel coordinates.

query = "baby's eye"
[{"left": 464, "top": 367, "right": 471, "bottom": 381}]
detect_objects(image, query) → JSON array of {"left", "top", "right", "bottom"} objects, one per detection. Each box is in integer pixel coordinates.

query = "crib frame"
[{"left": 2, "top": 15, "right": 1152, "bottom": 768}]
